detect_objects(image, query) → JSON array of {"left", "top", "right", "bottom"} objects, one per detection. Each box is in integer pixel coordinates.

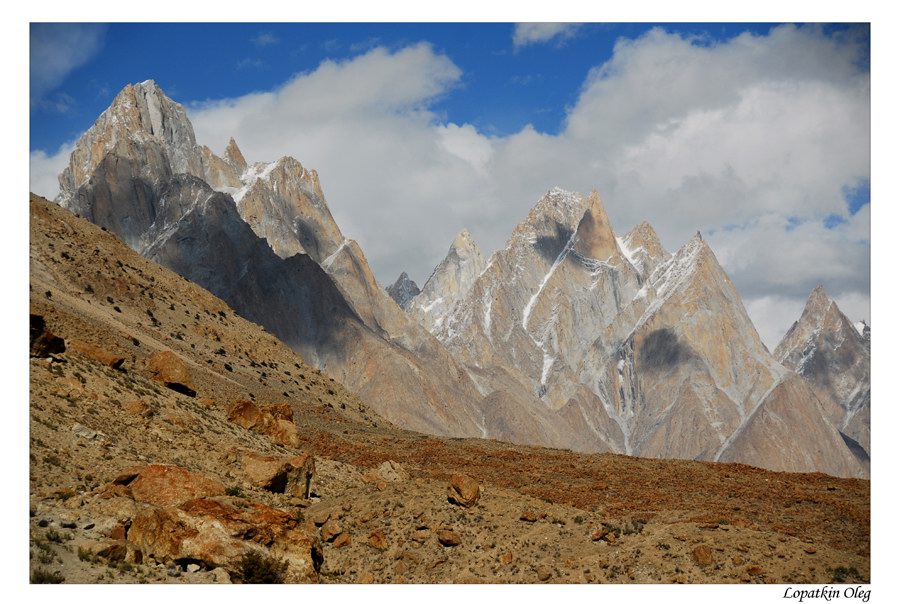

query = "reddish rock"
[
  {"left": 692, "top": 544, "right": 714, "bottom": 567},
  {"left": 227, "top": 401, "right": 299, "bottom": 448},
  {"left": 237, "top": 450, "right": 314, "bottom": 498},
  {"left": 747, "top": 565, "right": 766, "bottom": 576},
  {"left": 127, "top": 464, "right": 225, "bottom": 506},
  {"left": 332, "top": 533, "right": 352, "bottom": 549},
  {"left": 96, "top": 541, "right": 127, "bottom": 561},
  {"left": 148, "top": 351, "right": 196, "bottom": 397},
  {"left": 268, "top": 402, "right": 294, "bottom": 422},
  {"left": 367, "top": 530, "right": 388, "bottom": 551},
  {"left": 228, "top": 400, "right": 262, "bottom": 429},
  {"left": 590, "top": 527, "right": 608, "bottom": 542},
  {"left": 108, "top": 521, "right": 129, "bottom": 541},
  {"left": 447, "top": 473, "right": 481, "bottom": 508},
  {"left": 500, "top": 552, "right": 513, "bottom": 565},
  {"left": 437, "top": 529, "right": 461, "bottom": 547},
  {"left": 520, "top": 509, "right": 539, "bottom": 523},
  {"left": 69, "top": 340, "right": 124, "bottom": 369},
  {"left": 127, "top": 497, "right": 321, "bottom": 582},
  {"left": 30, "top": 314, "right": 66, "bottom": 357},
  {"left": 320, "top": 519, "right": 342, "bottom": 543},
  {"left": 309, "top": 509, "right": 332, "bottom": 527}
]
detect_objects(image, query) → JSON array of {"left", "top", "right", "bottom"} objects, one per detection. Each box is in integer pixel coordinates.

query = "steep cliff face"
[
  {"left": 54, "top": 80, "right": 487, "bottom": 439},
  {"left": 775, "top": 287, "right": 871, "bottom": 460}
]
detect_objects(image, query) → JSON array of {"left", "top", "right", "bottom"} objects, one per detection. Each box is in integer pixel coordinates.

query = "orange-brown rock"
[
  {"left": 126, "top": 464, "right": 225, "bottom": 506},
  {"left": 447, "top": 473, "right": 480, "bottom": 508},
  {"left": 520, "top": 509, "right": 539, "bottom": 523},
  {"left": 124, "top": 399, "right": 152, "bottom": 417},
  {"left": 332, "top": 533, "right": 351, "bottom": 548},
  {"left": 127, "top": 497, "right": 321, "bottom": 582},
  {"left": 437, "top": 528, "right": 461, "bottom": 547},
  {"left": 236, "top": 450, "right": 314, "bottom": 498},
  {"left": 30, "top": 314, "right": 65, "bottom": 357},
  {"left": 320, "top": 519, "right": 342, "bottom": 542},
  {"left": 69, "top": 340, "right": 124, "bottom": 369},
  {"left": 692, "top": 544, "right": 714, "bottom": 567},
  {"left": 227, "top": 400, "right": 299, "bottom": 448},
  {"left": 148, "top": 350, "right": 196, "bottom": 397},
  {"left": 367, "top": 530, "right": 387, "bottom": 551}
]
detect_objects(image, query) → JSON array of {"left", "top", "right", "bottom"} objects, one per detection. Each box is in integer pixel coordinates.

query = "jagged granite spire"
[
  {"left": 409, "top": 229, "right": 486, "bottom": 330},
  {"left": 386, "top": 272, "right": 421, "bottom": 309},
  {"left": 775, "top": 286, "right": 871, "bottom": 460}
]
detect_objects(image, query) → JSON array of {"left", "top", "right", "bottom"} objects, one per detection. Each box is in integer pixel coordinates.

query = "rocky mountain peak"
[
  {"left": 58, "top": 80, "right": 207, "bottom": 208},
  {"left": 618, "top": 221, "right": 669, "bottom": 279},
  {"left": 451, "top": 228, "right": 478, "bottom": 251},
  {"left": 386, "top": 272, "right": 421, "bottom": 309},
  {"left": 573, "top": 189, "right": 619, "bottom": 260},
  {"left": 409, "top": 229, "right": 487, "bottom": 331},
  {"left": 774, "top": 286, "right": 871, "bottom": 460},
  {"left": 224, "top": 137, "right": 248, "bottom": 171}
]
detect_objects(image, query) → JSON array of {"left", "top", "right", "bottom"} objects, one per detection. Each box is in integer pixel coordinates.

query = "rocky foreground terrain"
[{"left": 29, "top": 195, "right": 869, "bottom": 584}]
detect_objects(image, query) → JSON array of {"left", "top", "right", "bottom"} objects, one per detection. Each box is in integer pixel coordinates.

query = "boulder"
[
  {"left": 227, "top": 400, "right": 299, "bottom": 448},
  {"left": 367, "top": 530, "right": 387, "bottom": 551},
  {"left": 332, "top": 533, "right": 351, "bottom": 549},
  {"left": 376, "top": 460, "right": 409, "bottom": 483},
  {"left": 69, "top": 340, "right": 124, "bottom": 369},
  {"left": 447, "top": 473, "right": 481, "bottom": 508},
  {"left": 692, "top": 544, "right": 714, "bottom": 567},
  {"left": 148, "top": 351, "right": 196, "bottom": 397},
  {"left": 237, "top": 450, "right": 314, "bottom": 499},
  {"left": 127, "top": 497, "right": 321, "bottom": 582},
  {"left": 125, "top": 464, "right": 225, "bottom": 506},
  {"left": 520, "top": 509, "right": 539, "bottom": 523},
  {"left": 320, "top": 520, "right": 342, "bottom": 543},
  {"left": 30, "top": 314, "right": 65, "bottom": 357},
  {"left": 437, "top": 529, "right": 461, "bottom": 547}
]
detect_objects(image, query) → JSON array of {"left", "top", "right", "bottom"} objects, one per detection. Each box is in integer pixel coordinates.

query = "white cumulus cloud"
[{"left": 513, "top": 23, "right": 582, "bottom": 48}]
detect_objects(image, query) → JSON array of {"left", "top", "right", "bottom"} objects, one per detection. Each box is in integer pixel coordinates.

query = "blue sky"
[{"left": 29, "top": 22, "right": 870, "bottom": 347}]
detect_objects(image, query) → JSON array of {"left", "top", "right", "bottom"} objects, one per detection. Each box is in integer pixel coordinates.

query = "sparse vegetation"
[
  {"left": 239, "top": 550, "right": 288, "bottom": 584},
  {"left": 31, "top": 567, "right": 65, "bottom": 584}
]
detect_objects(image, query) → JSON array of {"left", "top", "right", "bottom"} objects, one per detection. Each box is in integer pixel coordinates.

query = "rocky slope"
[
  {"left": 423, "top": 189, "right": 865, "bottom": 477},
  {"left": 55, "top": 80, "right": 486, "bottom": 439},
  {"left": 775, "top": 287, "right": 871, "bottom": 462},
  {"left": 28, "top": 195, "right": 870, "bottom": 584}
]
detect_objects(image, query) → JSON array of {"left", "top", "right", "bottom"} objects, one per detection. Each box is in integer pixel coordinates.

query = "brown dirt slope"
[{"left": 29, "top": 195, "right": 869, "bottom": 584}]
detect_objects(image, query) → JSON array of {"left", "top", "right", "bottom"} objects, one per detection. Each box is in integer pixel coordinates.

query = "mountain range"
[{"left": 52, "top": 80, "right": 870, "bottom": 478}]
